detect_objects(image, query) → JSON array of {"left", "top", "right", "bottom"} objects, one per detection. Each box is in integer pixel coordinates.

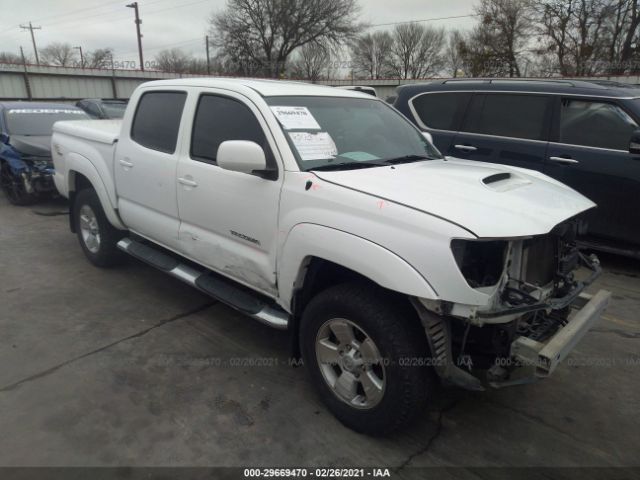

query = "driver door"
[{"left": 176, "top": 90, "right": 283, "bottom": 297}]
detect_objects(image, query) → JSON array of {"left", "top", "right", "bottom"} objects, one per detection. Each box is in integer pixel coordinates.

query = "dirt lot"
[{"left": 1, "top": 194, "right": 639, "bottom": 474}]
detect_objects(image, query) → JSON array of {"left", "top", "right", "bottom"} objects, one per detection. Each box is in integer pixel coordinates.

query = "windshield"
[
  {"left": 102, "top": 102, "right": 127, "bottom": 119},
  {"left": 4, "top": 108, "right": 88, "bottom": 136},
  {"left": 265, "top": 96, "right": 442, "bottom": 171}
]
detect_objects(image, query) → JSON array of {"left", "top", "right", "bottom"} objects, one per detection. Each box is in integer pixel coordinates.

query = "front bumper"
[
  {"left": 413, "top": 288, "right": 611, "bottom": 391},
  {"left": 22, "top": 168, "right": 56, "bottom": 194},
  {"left": 503, "top": 289, "right": 611, "bottom": 382}
]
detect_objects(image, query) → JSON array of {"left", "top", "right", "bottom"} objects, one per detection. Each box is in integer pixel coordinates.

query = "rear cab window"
[
  {"left": 461, "top": 93, "right": 552, "bottom": 141},
  {"left": 410, "top": 92, "right": 471, "bottom": 131},
  {"left": 131, "top": 91, "right": 187, "bottom": 154}
]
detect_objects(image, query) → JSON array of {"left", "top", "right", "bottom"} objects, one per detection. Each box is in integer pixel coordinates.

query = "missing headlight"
[{"left": 451, "top": 239, "right": 508, "bottom": 289}]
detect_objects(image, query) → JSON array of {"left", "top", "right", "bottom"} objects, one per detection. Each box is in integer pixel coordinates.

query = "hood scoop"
[
  {"left": 481, "top": 171, "right": 531, "bottom": 192},
  {"left": 483, "top": 173, "right": 511, "bottom": 185}
]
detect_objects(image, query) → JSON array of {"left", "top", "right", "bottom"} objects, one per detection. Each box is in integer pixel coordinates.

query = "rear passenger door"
[
  {"left": 450, "top": 93, "right": 553, "bottom": 171},
  {"left": 115, "top": 89, "right": 187, "bottom": 250},
  {"left": 408, "top": 92, "right": 471, "bottom": 153},
  {"left": 545, "top": 97, "right": 640, "bottom": 245}
]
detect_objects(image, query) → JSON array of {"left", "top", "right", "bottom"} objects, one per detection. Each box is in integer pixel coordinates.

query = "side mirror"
[
  {"left": 630, "top": 129, "right": 640, "bottom": 154},
  {"left": 217, "top": 140, "right": 268, "bottom": 176},
  {"left": 422, "top": 131, "right": 434, "bottom": 144}
]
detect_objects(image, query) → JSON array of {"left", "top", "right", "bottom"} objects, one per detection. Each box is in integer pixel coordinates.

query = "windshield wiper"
[
  {"left": 378, "top": 154, "right": 438, "bottom": 165},
  {"left": 306, "top": 154, "right": 439, "bottom": 172},
  {"left": 307, "top": 161, "right": 387, "bottom": 172}
]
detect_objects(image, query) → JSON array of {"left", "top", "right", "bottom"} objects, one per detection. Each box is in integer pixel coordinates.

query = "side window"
[
  {"left": 131, "top": 91, "right": 186, "bottom": 154},
  {"left": 462, "top": 94, "right": 550, "bottom": 141},
  {"left": 560, "top": 99, "right": 638, "bottom": 150},
  {"left": 191, "top": 95, "right": 272, "bottom": 165},
  {"left": 86, "top": 103, "right": 101, "bottom": 118},
  {"left": 411, "top": 92, "right": 470, "bottom": 131}
]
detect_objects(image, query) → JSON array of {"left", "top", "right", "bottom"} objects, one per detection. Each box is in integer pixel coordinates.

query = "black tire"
[
  {"left": 73, "top": 188, "right": 125, "bottom": 267},
  {"left": 300, "top": 282, "right": 435, "bottom": 435},
  {"left": 0, "top": 162, "right": 37, "bottom": 206}
]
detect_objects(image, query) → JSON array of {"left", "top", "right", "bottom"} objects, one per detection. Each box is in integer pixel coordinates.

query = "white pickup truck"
[{"left": 52, "top": 78, "right": 610, "bottom": 434}]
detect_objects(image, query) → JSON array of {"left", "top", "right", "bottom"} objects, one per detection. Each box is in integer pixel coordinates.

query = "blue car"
[{"left": 0, "top": 102, "right": 89, "bottom": 205}]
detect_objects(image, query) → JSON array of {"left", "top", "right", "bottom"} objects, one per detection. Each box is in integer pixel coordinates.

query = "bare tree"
[
  {"left": 210, "top": 0, "right": 361, "bottom": 77},
  {"left": 475, "top": 0, "right": 532, "bottom": 77},
  {"left": 350, "top": 31, "right": 393, "bottom": 79},
  {"left": 0, "top": 52, "right": 24, "bottom": 64},
  {"left": 289, "top": 42, "right": 331, "bottom": 81},
  {"left": 85, "top": 48, "right": 114, "bottom": 69},
  {"left": 388, "top": 23, "right": 445, "bottom": 79},
  {"left": 601, "top": 0, "right": 640, "bottom": 72},
  {"left": 155, "top": 48, "right": 194, "bottom": 73},
  {"left": 534, "top": 0, "right": 576, "bottom": 75},
  {"left": 40, "top": 42, "right": 77, "bottom": 67},
  {"left": 445, "top": 30, "right": 465, "bottom": 77}
]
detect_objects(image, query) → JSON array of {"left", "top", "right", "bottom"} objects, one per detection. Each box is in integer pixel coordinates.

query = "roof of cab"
[
  {"left": 396, "top": 78, "right": 640, "bottom": 99},
  {"left": 139, "top": 77, "right": 374, "bottom": 98}
]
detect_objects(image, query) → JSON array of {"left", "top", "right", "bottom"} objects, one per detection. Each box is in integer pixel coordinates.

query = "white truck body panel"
[{"left": 52, "top": 77, "right": 596, "bottom": 311}]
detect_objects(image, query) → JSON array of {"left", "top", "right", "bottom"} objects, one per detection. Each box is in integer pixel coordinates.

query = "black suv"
[{"left": 394, "top": 79, "right": 640, "bottom": 256}]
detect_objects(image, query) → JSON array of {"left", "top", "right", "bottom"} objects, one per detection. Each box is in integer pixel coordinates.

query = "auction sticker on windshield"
[
  {"left": 270, "top": 106, "right": 321, "bottom": 130},
  {"left": 289, "top": 132, "right": 337, "bottom": 161}
]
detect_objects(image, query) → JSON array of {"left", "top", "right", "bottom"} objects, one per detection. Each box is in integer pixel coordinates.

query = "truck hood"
[
  {"left": 313, "top": 158, "right": 596, "bottom": 238},
  {"left": 8, "top": 135, "right": 51, "bottom": 157}
]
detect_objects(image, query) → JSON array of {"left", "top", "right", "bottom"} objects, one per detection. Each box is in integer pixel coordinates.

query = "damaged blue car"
[{"left": 0, "top": 102, "right": 89, "bottom": 205}]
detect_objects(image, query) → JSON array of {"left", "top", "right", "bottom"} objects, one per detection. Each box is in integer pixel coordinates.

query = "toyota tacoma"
[{"left": 51, "top": 79, "right": 610, "bottom": 435}]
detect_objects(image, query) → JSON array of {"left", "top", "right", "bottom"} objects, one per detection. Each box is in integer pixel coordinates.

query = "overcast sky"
[{"left": 0, "top": 0, "right": 477, "bottom": 65}]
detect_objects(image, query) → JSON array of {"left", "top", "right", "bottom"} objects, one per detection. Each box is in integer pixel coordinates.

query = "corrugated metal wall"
[
  {"left": 2, "top": 63, "right": 640, "bottom": 101},
  {"left": 0, "top": 64, "right": 201, "bottom": 101}
]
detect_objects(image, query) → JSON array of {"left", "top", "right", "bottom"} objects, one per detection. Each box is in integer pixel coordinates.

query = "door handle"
[
  {"left": 454, "top": 144, "right": 478, "bottom": 152},
  {"left": 178, "top": 177, "right": 198, "bottom": 188},
  {"left": 119, "top": 158, "right": 134, "bottom": 168},
  {"left": 549, "top": 156, "right": 579, "bottom": 165}
]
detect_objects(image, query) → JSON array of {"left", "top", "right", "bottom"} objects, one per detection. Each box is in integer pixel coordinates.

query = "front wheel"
[
  {"left": 300, "top": 283, "right": 435, "bottom": 435},
  {"left": 73, "top": 188, "right": 125, "bottom": 267}
]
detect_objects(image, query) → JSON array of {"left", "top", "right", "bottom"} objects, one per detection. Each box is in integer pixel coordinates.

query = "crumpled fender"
[{"left": 277, "top": 223, "right": 439, "bottom": 311}]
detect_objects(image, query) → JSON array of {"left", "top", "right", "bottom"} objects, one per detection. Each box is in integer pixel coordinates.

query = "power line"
[
  {"left": 42, "top": 0, "right": 173, "bottom": 29},
  {"left": 368, "top": 14, "right": 479, "bottom": 28}
]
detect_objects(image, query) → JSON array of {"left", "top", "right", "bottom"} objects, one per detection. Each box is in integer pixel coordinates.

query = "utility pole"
[
  {"left": 20, "top": 22, "right": 41, "bottom": 66},
  {"left": 205, "top": 35, "right": 211, "bottom": 75},
  {"left": 126, "top": 2, "right": 144, "bottom": 71},
  {"left": 74, "top": 46, "right": 84, "bottom": 68},
  {"left": 19, "top": 46, "right": 32, "bottom": 100}
]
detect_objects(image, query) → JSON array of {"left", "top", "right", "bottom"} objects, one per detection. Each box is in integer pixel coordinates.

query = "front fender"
[
  {"left": 65, "top": 153, "right": 126, "bottom": 230},
  {"left": 0, "top": 145, "right": 28, "bottom": 173},
  {"left": 278, "top": 224, "right": 438, "bottom": 310}
]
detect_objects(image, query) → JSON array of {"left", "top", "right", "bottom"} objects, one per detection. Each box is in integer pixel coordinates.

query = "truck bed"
[{"left": 53, "top": 119, "right": 121, "bottom": 145}]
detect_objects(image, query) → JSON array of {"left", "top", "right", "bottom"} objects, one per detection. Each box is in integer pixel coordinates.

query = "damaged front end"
[
  {"left": 413, "top": 217, "right": 611, "bottom": 390},
  {"left": 0, "top": 148, "right": 56, "bottom": 205}
]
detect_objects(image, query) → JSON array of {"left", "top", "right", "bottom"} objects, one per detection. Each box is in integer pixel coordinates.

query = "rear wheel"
[
  {"left": 0, "top": 162, "right": 37, "bottom": 206},
  {"left": 300, "top": 283, "right": 435, "bottom": 435},
  {"left": 73, "top": 188, "right": 125, "bottom": 267}
]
